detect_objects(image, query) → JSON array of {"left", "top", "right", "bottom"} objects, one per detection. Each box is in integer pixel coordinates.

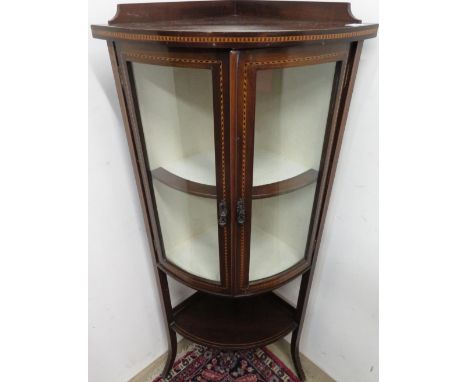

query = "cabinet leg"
[
  {"left": 155, "top": 267, "right": 177, "bottom": 379},
  {"left": 162, "top": 328, "right": 177, "bottom": 378},
  {"left": 291, "top": 269, "right": 313, "bottom": 381},
  {"left": 291, "top": 327, "right": 305, "bottom": 381}
]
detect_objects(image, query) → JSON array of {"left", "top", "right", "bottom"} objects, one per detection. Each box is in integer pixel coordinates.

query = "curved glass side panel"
[
  {"left": 132, "top": 62, "right": 220, "bottom": 281},
  {"left": 249, "top": 62, "right": 336, "bottom": 281}
]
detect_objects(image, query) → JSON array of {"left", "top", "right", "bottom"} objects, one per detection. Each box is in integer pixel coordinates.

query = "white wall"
[
  {"left": 276, "top": 2, "right": 379, "bottom": 381},
  {"left": 88, "top": 2, "right": 194, "bottom": 381},
  {"left": 89, "top": 1, "right": 378, "bottom": 381}
]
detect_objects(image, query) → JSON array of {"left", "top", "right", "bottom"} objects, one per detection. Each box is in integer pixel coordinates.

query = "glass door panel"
[
  {"left": 249, "top": 62, "right": 336, "bottom": 281},
  {"left": 132, "top": 62, "right": 220, "bottom": 281}
]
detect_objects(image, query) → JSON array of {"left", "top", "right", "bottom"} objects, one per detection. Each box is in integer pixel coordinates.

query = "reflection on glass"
[
  {"left": 132, "top": 63, "right": 220, "bottom": 281},
  {"left": 249, "top": 62, "right": 336, "bottom": 281}
]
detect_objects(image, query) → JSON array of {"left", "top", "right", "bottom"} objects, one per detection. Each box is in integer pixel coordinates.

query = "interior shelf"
[
  {"left": 152, "top": 149, "right": 318, "bottom": 199},
  {"left": 172, "top": 291, "right": 297, "bottom": 349}
]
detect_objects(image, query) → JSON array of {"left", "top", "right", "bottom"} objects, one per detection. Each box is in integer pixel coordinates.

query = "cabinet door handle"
[
  {"left": 236, "top": 198, "right": 246, "bottom": 225},
  {"left": 218, "top": 200, "right": 228, "bottom": 227}
]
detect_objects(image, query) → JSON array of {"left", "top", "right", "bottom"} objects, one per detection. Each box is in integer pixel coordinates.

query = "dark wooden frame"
[{"left": 92, "top": 2, "right": 376, "bottom": 380}]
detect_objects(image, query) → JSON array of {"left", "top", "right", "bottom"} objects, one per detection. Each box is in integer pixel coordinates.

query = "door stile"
[
  {"left": 212, "top": 51, "right": 232, "bottom": 290},
  {"left": 229, "top": 50, "right": 241, "bottom": 295},
  {"left": 116, "top": 44, "right": 233, "bottom": 294},
  {"left": 235, "top": 52, "right": 257, "bottom": 292}
]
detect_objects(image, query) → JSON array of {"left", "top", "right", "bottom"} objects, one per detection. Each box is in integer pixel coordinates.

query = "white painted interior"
[
  {"left": 132, "top": 63, "right": 221, "bottom": 280},
  {"left": 89, "top": 0, "right": 378, "bottom": 381},
  {"left": 132, "top": 63, "right": 215, "bottom": 172},
  {"left": 254, "top": 63, "right": 335, "bottom": 171},
  {"left": 250, "top": 184, "right": 317, "bottom": 280},
  {"left": 250, "top": 63, "right": 335, "bottom": 280},
  {"left": 160, "top": 148, "right": 311, "bottom": 186}
]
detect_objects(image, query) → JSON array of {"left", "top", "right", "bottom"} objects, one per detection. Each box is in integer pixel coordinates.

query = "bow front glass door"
[
  {"left": 131, "top": 60, "right": 223, "bottom": 283},
  {"left": 248, "top": 61, "right": 337, "bottom": 281}
]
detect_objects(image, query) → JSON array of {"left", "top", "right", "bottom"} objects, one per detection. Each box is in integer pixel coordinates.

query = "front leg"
[
  {"left": 290, "top": 269, "right": 313, "bottom": 381},
  {"left": 162, "top": 328, "right": 177, "bottom": 378},
  {"left": 291, "top": 327, "right": 305, "bottom": 381},
  {"left": 155, "top": 268, "right": 177, "bottom": 378}
]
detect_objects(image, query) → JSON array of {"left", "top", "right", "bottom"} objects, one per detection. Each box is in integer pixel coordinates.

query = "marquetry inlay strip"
[
  {"left": 124, "top": 53, "right": 219, "bottom": 65},
  {"left": 239, "top": 63, "right": 249, "bottom": 287},
  {"left": 95, "top": 28, "right": 378, "bottom": 44},
  {"left": 122, "top": 52, "right": 230, "bottom": 287},
  {"left": 218, "top": 62, "right": 230, "bottom": 288}
]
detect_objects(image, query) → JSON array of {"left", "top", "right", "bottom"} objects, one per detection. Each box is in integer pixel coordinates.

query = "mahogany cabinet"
[{"left": 91, "top": 2, "right": 378, "bottom": 379}]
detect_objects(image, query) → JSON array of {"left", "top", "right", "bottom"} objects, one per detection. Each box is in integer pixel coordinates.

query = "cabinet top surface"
[{"left": 91, "top": 1, "right": 378, "bottom": 47}]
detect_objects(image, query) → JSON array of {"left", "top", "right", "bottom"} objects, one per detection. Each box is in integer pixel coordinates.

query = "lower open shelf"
[{"left": 171, "top": 291, "right": 298, "bottom": 349}]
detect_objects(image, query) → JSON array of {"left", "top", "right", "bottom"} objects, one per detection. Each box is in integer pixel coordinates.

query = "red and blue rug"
[{"left": 153, "top": 344, "right": 301, "bottom": 382}]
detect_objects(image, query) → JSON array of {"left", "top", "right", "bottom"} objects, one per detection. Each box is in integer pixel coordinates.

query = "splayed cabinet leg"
[
  {"left": 291, "top": 327, "right": 306, "bottom": 381},
  {"left": 290, "top": 269, "right": 313, "bottom": 381},
  {"left": 155, "top": 268, "right": 177, "bottom": 378},
  {"left": 162, "top": 328, "right": 177, "bottom": 378}
]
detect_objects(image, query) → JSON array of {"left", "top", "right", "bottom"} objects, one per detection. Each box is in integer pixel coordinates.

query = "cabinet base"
[{"left": 160, "top": 291, "right": 305, "bottom": 380}]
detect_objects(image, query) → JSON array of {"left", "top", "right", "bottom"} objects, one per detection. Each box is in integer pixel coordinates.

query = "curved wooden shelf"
[
  {"left": 253, "top": 168, "right": 318, "bottom": 199},
  {"left": 152, "top": 167, "right": 318, "bottom": 199},
  {"left": 152, "top": 167, "right": 215, "bottom": 199},
  {"left": 172, "top": 291, "right": 297, "bottom": 349}
]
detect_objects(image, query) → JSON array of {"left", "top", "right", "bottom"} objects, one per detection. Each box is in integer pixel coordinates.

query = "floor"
[{"left": 130, "top": 339, "right": 334, "bottom": 382}]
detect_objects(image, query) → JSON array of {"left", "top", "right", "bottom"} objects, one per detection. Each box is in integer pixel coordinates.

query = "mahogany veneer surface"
[
  {"left": 91, "top": 1, "right": 378, "bottom": 48},
  {"left": 172, "top": 292, "right": 297, "bottom": 349}
]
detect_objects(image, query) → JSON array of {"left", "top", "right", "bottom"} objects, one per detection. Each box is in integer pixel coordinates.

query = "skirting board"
[{"left": 129, "top": 338, "right": 334, "bottom": 382}]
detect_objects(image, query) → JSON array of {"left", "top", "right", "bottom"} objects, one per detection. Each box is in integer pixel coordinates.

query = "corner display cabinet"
[{"left": 92, "top": 1, "right": 377, "bottom": 379}]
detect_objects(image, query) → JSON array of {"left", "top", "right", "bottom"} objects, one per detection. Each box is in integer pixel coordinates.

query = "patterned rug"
[{"left": 153, "top": 344, "right": 301, "bottom": 382}]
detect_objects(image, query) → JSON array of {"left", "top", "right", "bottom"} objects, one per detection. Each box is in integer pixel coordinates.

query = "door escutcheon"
[
  {"left": 218, "top": 199, "right": 228, "bottom": 227},
  {"left": 237, "top": 199, "right": 246, "bottom": 225}
]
